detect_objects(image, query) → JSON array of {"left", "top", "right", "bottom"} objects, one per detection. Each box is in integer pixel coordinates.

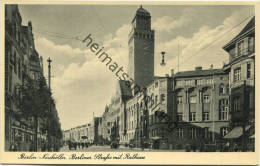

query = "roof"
[
  {"left": 223, "top": 16, "right": 255, "bottom": 50},
  {"left": 173, "top": 69, "right": 226, "bottom": 78},
  {"left": 223, "top": 125, "right": 251, "bottom": 139},
  {"left": 118, "top": 80, "right": 133, "bottom": 100},
  {"left": 136, "top": 5, "right": 150, "bottom": 16},
  {"left": 145, "top": 76, "right": 170, "bottom": 87}
]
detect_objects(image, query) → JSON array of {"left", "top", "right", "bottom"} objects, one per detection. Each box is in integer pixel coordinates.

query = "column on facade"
[
  {"left": 197, "top": 89, "right": 203, "bottom": 121},
  {"left": 183, "top": 90, "right": 189, "bottom": 121}
]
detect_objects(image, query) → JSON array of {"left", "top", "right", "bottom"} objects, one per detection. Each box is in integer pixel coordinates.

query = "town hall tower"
[{"left": 128, "top": 6, "right": 154, "bottom": 92}]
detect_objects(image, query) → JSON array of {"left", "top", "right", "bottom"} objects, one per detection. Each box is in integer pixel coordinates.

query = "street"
[{"left": 59, "top": 145, "right": 186, "bottom": 152}]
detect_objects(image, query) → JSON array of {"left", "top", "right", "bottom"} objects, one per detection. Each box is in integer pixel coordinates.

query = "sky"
[{"left": 18, "top": 4, "right": 254, "bottom": 130}]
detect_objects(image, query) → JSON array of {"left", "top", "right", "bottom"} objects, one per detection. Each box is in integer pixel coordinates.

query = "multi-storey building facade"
[
  {"left": 121, "top": 90, "right": 145, "bottom": 146},
  {"left": 169, "top": 67, "right": 230, "bottom": 149},
  {"left": 222, "top": 16, "right": 255, "bottom": 151},
  {"left": 5, "top": 5, "right": 45, "bottom": 151},
  {"left": 146, "top": 76, "right": 173, "bottom": 149}
]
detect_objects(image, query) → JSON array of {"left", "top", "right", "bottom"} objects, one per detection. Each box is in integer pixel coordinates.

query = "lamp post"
[{"left": 47, "top": 57, "right": 52, "bottom": 151}]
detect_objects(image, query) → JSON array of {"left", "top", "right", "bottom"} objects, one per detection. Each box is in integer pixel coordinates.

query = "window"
[
  {"left": 190, "top": 128, "right": 197, "bottom": 139},
  {"left": 202, "top": 112, "right": 210, "bottom": 121},
  {"left": 161, "top": 94, "right": 166, "bottom": 104},
  {"left": 176, "top": 80, "right": 183, "bottom": 86},
  {"left": 107, "top": 129, "right": 110, "bottom": 134},
  {"left": 220, "top": 127, "right": 228, "bottom": 137},
  {"left": 189, "top": 113, "right": 196, "bottom": 121},
  {"left": 206, "top": 79, "right": 213, "bottom": 84},
  {"left": 155, "top": 95, "right": 158, "bottom": 105},
  {"left": 177, "top": 113, "right": 183, "bottom": 121},
  {"left": 247, "top": 63, "right": 251, "bottom": 78},
  {"left": 237, "top": 40, "right": 244, "bottom": 56},
  {"left": 234, "top": 67, "right": 241, "bottom": 82},
  {"left": 219, "top": 84, "right": 225, "bottom": 94},
  {"left": 197, "top": 79, "right": 205, "bottom": 85},
  {"left": 248, "top": 37, "right": 254, "bottom": 52},
  {"left": 190, "top": 95, "right": 197, "bottom": 103},
  {"left": 233, "top": 97, "right": 240, "bottom": 112},
  {"left": 220, "top": 107, "right": 229, "bottom": 120},
  {"left": 177, "top": 128, "right": 184, "bottom": 139},
  {"left": 203, "top": 95, "right": 210, "bottom": 103},
  {"left": 220, "top": 99, "right": 229, "bottom": 105},
  {"left": 177, "top": 96, "right": 183, "bottom": 104},
  {"left": 155, "top": 82, "right": 158, "bottom": 88},
  {"left": 185, "top": 80, "right": 194, "bottom": 86}
]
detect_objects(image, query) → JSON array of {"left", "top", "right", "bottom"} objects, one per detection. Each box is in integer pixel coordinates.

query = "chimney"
[
  {"left": 171, "top": 69, "right": 174, "bottom": 77},
  {"left": 195, "top": 66, "right": 202, "bottom": 71},
  {"left": 210, "top": 64, "right": 213, "bottom": 69}
]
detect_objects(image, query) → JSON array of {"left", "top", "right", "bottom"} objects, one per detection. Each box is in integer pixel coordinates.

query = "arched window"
[{"left": 219, "top": 84, "right": 225, "bottom": 94}]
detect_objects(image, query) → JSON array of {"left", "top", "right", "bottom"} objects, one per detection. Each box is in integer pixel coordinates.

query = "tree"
[{"left": 15, "top": 74, "right": 51, "bottom": 151}]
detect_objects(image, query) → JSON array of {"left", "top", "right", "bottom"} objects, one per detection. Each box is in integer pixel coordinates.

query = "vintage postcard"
[{"left": 0, "top": 0, "right": 258, "bottom": 165}]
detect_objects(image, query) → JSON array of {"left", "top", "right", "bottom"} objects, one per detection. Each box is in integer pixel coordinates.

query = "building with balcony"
[{"left": 222, "top": 16, "right": 255, "bottom": 151}]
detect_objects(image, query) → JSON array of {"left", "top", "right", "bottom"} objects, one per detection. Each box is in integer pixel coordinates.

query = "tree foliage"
[
  {"left": 17, "top": 74, "right": 50, "bottom": 118},
  {"left": 15, "top": 74, "right": 62, "bottom": 140}
]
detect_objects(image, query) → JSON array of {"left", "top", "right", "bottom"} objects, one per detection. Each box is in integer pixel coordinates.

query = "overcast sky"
[{"left": 18, "top": 4, "right": 254, "bottom": 130}]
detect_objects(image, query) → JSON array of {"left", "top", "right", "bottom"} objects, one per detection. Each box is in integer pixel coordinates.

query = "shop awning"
[
  {"left": 223, "top": 125, "right": 251, "bottom": 139},
  {"left": 150, "top": 136, "right": 162, "bottom": 140}
]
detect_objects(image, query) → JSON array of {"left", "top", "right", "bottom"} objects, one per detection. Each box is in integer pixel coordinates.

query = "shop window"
[
  {"left": 203, "top": 127, "right": 210, "bottom": 138},
  {"left": 189, "top": 113, "right": 196, "bottom": 121},
  {"left": 177, "top": 128, "right": 184, "bottom": 139},
  {"left": 190, "top": 128, "right": 197, "bottom": 139},
  {"left": 220, "top": 127, "right": 228, "bottom": 137}
]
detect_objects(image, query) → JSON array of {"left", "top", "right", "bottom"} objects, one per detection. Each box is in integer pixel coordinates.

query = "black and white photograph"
[{"left": 1, "top": 1, "right": 258, "bottom": 164}]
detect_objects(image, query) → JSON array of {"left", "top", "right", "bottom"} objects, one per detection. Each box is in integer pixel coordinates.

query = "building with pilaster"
[{"left": 169, "top": 66, "right": 229, "bottom": 149}]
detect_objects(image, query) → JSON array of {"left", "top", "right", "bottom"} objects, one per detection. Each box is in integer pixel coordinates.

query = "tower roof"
[{"left": 136, "top": 5, "right": 150, "bottom": 16}]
